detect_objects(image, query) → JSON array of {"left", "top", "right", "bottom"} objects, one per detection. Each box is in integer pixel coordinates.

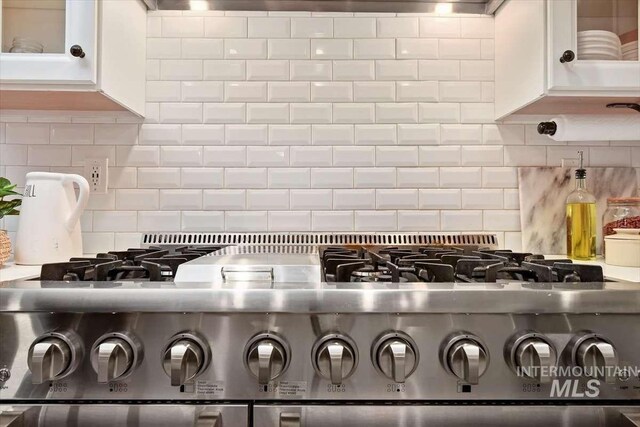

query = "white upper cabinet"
[{"left": 496, "top": 0, "right": 640, "bottom": 119}]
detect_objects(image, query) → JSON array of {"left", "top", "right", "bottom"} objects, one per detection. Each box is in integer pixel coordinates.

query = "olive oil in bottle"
[{"left": 566, "top": 151, "right": 596, "bottom": 260}]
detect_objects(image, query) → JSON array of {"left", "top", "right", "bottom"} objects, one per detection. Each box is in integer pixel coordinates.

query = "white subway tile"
[
  {"left": 441, "top": 124, "right": 482, "bottom": 144},
  {"left": 114, "top": 233, "right": 143, "bottom": 250},
  {"left": 333, "top": 104, "right": 375, "bottom": 124},
  {"left": 145, "top": 103, "right": 160, "bottom": 123},
  {"left": 589, "top": 147, "right": 631, "bottom": 166},
  {"left": 290, "top": 189, "right": 333, "bottom": 210},
  {"left": 291, "top": 104, "right": 332, "bottom": 124},
  {"left": 6, "top": 123, "right": 49, "bottom": 144},
  {"left": 419, "top": 103, "right": 460, "bottom": 124},
  {"left": 247, "top": 103, "right": 289, "bottom": 123},
  {"left": 182, "top": 211, "right": 224, "bottom": 232},
  {"left": 419, "top": 17, "right": 461, "bottom": 38},
  {"left": 460, "top": 17, "right": 494, "bottom": 38},
  {"left": 182, "top": 124, "right": 224, "bottom": 145},
  {"left": 86, "top": 191, "right": 116, "bottom": 211},
  {"left": 268, "top": 211, "right": 311, "bottom": 231},
  {"left": 181, "top": 38, "right": 223, "bottom": 59},
  {"left": 147, "top": 38, "right": 181, "bottom": 59},
  {"left": 226, "top": 125, "right": 268, "bottom": 145},
  {"left": 333, "top": 61, "right": 375, "bottom": 80},
  {"left": 247, "top": 189, "right": 289, "bottom": 210},
  {"left": 398, "top": 210, "right": 440, "bottom": 231},
  {"left": 290, "top": 146, "right": 333, "bottom": 166},
  {"left": 482, "top": 124, "right": 525, "bottom": 145},
  {"left": 504, "top": 232, "right": 523, "bottom": 251},
  {"left": 546, "top": 146, "right": 592, "bottom": 166},
  {"left": 461, "top": 146, "right": 503, "bottom": 166},
  {"left": 269, "top": 82, "right": 310, "bottom": 102},
  {"left": 161, "top": 146, "right": 203, "bottom": 166},
  {"left": 248, "top": 17, "right": 290, "bottom": 37},
  {"left": 377, "top": 189, "right": 418, "bottom": 209},
  {"left": 3, "top": 166, "right": 43, "bottom": 187},
  {"left": 225, "top": 211, "right": 268, "bottom": 231},
  {"left": 397, "top": 39, "right": 438, "bottom": 59},
  {"left": 146, "top": 59, "right": 160, "bottom": 80},
  {"left": 268, "top": 39, "right": 310, "bottom": 59},
  {"left": 269, "top": 168, "right": 310, "bottom": 188},
  {"left": 182, "top": 81, "right": 224, "bottom": 102},
  {"left": 181, "top": 168, "right": 223, "bottom": 188},
  {"left": 418, "top": 60, "right": 460, "bottom": 80},
  {"left": 50, "top": 124, "right": 93, "bottom": 145},
  {"left": 418, "top": 146, "right": 460, "bottom": 166},
  {"left": 461, "top": 189, "right": 503, "bottom": 209},
  {"left": 312, "top": 125, "right": 354, "bottom": 145},
  {"left": 460, "top": 103, "right": 494, "bottom": 123},
  {"left": 225, "top": 82, "right": 267, "bottom": 102},
  {"left": 419, "top": 189, "right": 461, "bottom": 209},
  {"left": 396, "top": 82, "right": 438, "bottom": 102},
  {"left": 376, "top": 146, "right": 418, "bottom": 167},
  {"left": 203, "top": 103, "right": 245, "bottom": 124},
  {"left": 204, "top": 60, "right": 246, "bottom": 80},
  {"left": 203, "top": 189, "right": 246, "bottom": 209},
  {"left": 375, "top": 60, "right": 418, "bottom": 80},
  {"left": 159, "top": 103, "right": 202, "bottom": 124},
  {"left": 291, "top": 18, "right": 333, "bottom": 38},
  {"left": 225, "top": 168, "right": 267, "bottom": 188},
  {"left": 482, "top": 167, "right": 518, "bottom": 188},
  {"left": 116, "top": 189, "right": 159, "bottom": 210},
  {"left": 204, "top": 17, "right": 247, "bottom": 37},
  {"left": 438, "top": 39, "right": 481, "bottom": 59},
  {"left": 355, "top": 124, "right": 397, "bottom": 145},
  {"left": 460, "top": 60, "right": 494, "bottom": 81},
  {"left": 95, "top": 124, "right": 138, "bottom": 145},
  {"left": 247, "top": 60, "right": 289, "bottom": 80},
  {"left": 312, "top": 211, "right": 353, "bottom": 231},
  {"left": 353, "top": 82, "right": 395, "bottom": 102},
  {"left": 504, "top": 146, "right": 547, "bottom": 166},
  {"left": 311, "top": 168, "right": 353, "bottom": 188},
  {"left": 116, "top": 146, "right": 160, "bottom": 166},
  {"left": 138, "top": 168, "right": 180, "bottom": 188},
  {"left": 71, "top": 146, "right": 114, "bottom": 167},
  {"left": 0, "top": 145, "right": 26, "bottom": 165},
  {"left": 225, "top": 11, "right": 265, "bottom": 16},
  {"left": 83, "top": 233, "right": 115, "bottom": 253},
  {"left": 504, "top": 189, "right": 520, "bottom": 209},
  {"left": 27, "top": 146, "right": 70, "bottom": 166},
  {"left": 147, "top": 16, "right": 161, "bottom": 37},
  {"left": 312, "top": 39, "right": 353, "bottom": 59},
  {"left": 311, "top": 82, "right": 353, "bottom": 102},
  {"left": 440, "top": 167, "right": 481, "bottom": 188},
  {"left": 441, "top": 210, "right": 482, "bottom": 231},
  {"left": 138, "top": 211, "right": 181, "bottom": 232},
  {"left": 270, "top": 125, "right": 311, "bottom": 145},
  {"left": 397, "top": 124, "right": 439, "bottom": 145},
  {"left": 483, "top": 210, "right": 520, "bottom": 231},
  {"left": 376, "top": 103, "right": 418, "bottom": 124},
  {"left": 355, "top": 210, "right": 396, "bottom": 231},
  {"left": 333, "top": 146, "right": 375, "bottom": 166},
  {"left": 247, "top": 146, "right": 290, "bottom": 166},
  {"left": 139, "top": 124, "right": 182, "bottom": 145},
  {"left": 334, "top": 18, "right": 376, "bottom": 38},
  {"left": 377, "top": 17, "right": 418, "bottom": 38},
  {"left": 354, "top": 39, "right": 395, "bottom": 59},
  {"left": 440, "top": 82, "right": 482, "bottom": 102},
  {"left": 159, "top": 189, "right": 202, "bottom": 210},
  {"left": 160, "top": 60, "right": 203, "bottom": 80},
  {"left": 290, "top": 60, "right": 332, "bottom": 80},
  {"left": 162, "top": 17, "right": 204, "bottom": 37},
  {"left": 354, "top": 167, "right": 395, "bottom": 188},
  {"left": 481, "top": 39, "right": 495, "bottom": 60},
  {"left": 396, "top": 167, "right": 439, "bottom": 188}
]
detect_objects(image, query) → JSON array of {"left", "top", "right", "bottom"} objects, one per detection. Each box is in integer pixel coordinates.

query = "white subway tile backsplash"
[
  {"left": 161, "top": 146, "right": 203, "bottom": 166},
  {"left": 159, "top": 189, "right": 203, "bottom": 210},
  {"left": 116, "top": 146, "right": 160, "bottom": 166},
  {"left": 504, "top": 189, "right": 520, "bottom": 209},
  {"left": 441, "top": 210, "right": 482, "bottom": 231},
  {"left": 375, "top": 60, "right": 418, "bottom": 80},
  {"left": 6, "top": 123, "right": 49, "bottom": 144},
  {"left": 50, "top": 124, "right": 93, "bottom": 145},
  {"left": 376, "top": 103, "right": 418, "bottom": 123},
  {"left": 418, "top": 60, "right": 460, "bottom": 80},
  {"left": 138, "top": 168, "right": 181, "bottom": 188},
  {"left": 162, "top": 17, "right": 204, "bottom": 37},
  {"left": 483, "top": 210, "right": 519, "bottom": 231},
  {"left": 460, "top": 17, "right": 494, "bottom": 38},
  {"left": 440, "top": 82, "right": 482, "bottom": 102},
  {"left": 397, "top": 39, "right": 438, "bottom": 59},
  {"left": 203, "top": 103, "right": 245, "bottom": 123},
  {"left": 72, "top": 145, "right": 115, "bottom": 167},
  {"left": 461, "top": 189, "right": 503, "bottom": 209},
  {"left": 398, "top": 210, "right": 440, "bottom": 231},
  {"left": 290, "top": 189, "right": 333, "bottom": 210},
  {"left": 268, "top": 211, "right": 311, "bottom": 231},
  {"left": 204, "top": 60, "right": 246, "bottom": 80},
  {"left": 461, "top": 146, "right": 503, "bottom": 166},
  {"left": 377, "top": 18, "right": 418, "bottom": 38},
  {"left": 181, "top": 168, "right": 223, "bottom": 188},
  {"left": 311, "top": 82, "right": 353, "bottom": 102},
  {"left": 247, "top": 60, "right": 289, "bottom": 80},
  {"left": 440, "top": 167, "right": 481, "bottom": 188},
  {"left": 0, "top": 145, "right": 27, "bottom": 165},
  {"left": 333, "top": 146, "right": 375, "bottom": 166},
  {"left": 95, "top": 124, "right": 138, "bottom": 145},
  {"left": 377, "top": 189, "right": 418, "bottom": 209},
  {"left": 182, "top": 211, "right": 225, "bottom": 232},
  {"left": 147, "top": 38, "right": 181, "bottom": 59},
  {"left": 419, "top": 189, "right": 461, "bottom": 209},
  {"left": 333, "top": 104, "right": 375, "bottom": 124},
  {"left": 248, "top": 17, "right": 290, "bottom": 38},
  {"left": 503, "top": 146, "right": 547, "bottom": 166},
  {"left": 225, "top": 211, "right": 268, "bottom": 231},
  {"left": 438, "top": 39, "right": 481, "bottom": 59},
  {"left": 460, "top": 103, "right": 494, "bottom": 123},
  {"left": 355, "top": 210, "right": 397, "bottom": 231},
  {"left": 108, "top": 167, "right": 137, "bottom": 189},
  {"left": 290, "top": 60, "right": 332, "bottom": 80},
  {"left": 269, "top": 82, "right": 310, "bottom": 102},
  {"left": 225, "top": 168, "right": 267, "bottom": 188},
  {"left": 312, "top": 124, "right": 353, "bottom": 145},
  {"left": 182, "top": 124, "right": 225, "bottom": 145},
  {"left": 419, "top": 146, "right": 460, "bottom": 166},
  {"left": 333, "top": 189, "right": 375, "bottom": 209},
  {"left": 160, "top": 60, "right": 203, "bottom": 80},
  {"left": 247, "top": 103, "right": 289, "bottom": 123},
  {"left": 291, "top": 18, "right": 333, "bottom": 38},
  {"left": 460, "top": 60, "right": 494, "bottom": 81},
  {"left": 353, "top": 82, "right": 395, "bottom": 102},
  {"left": 311, "top": 168, "right": 353, "bottom": 188},
  {"left": 138, "top": 211, "right": 181, "bottom": 231},
  {"left": 159, "top": 103, "right": 203, "bottom": 123},
  {"left": 204, "top": 17, "right": 248, "bottom": 37},
  {"left": 312, "top": 39, "right": 353, "bottom": 59},
  {"left": 268, "top": 40, "right": 310, "bottom": 59},
  {"left": 247, "top": 146, "right": 290, "bottom": 166},
  {"left": 354, "top": 39, "right": 396, "bottom": 59},
  {"left": 419, "top": 17, "right": 460, "bottom": 38},
  {"left": 355, "top": 124, "right": 397, "bottom": 145},
  {"left": 225, "top": 82, "right": 268, "bottom": 102},
  {"left": 334, "top": 18, "right": 376, "bottom": 38},
  {"left": 226, "top": 125, "right": 268, "bottom": 145},
  {"left": 312, "top": 211, "right": 353, "bottom": 231},
  {"left": 482, "top": 167, "right": 518, "bottom": 188},
  {"left": 354, "top": 167, "right": 395, "bottom": 188},
  {"left": 482, "top": 124, "right": 525, "bottom": 145},
  {"left": 27, "top": 146, "right": 71, "bottom": 166},
  {"left": 204, "top": 146, "right": 247, "bottom": 167},
  {"left": 204, "top": 189, "right": 246, "bottom": 209},
  {"left": 182, "top": 39, "right": 223, "bottom": 59},
  {"left": 182, "top": 82, "right": 224, "bottom": 102},
  {"left": 418, "top": 103, "right": 460, "bottom": 124},
  {"left": 116, "top": 189, "right": 159, "bottom": 210},
  {"left": 397, "top": 124, "right": 439, "bottom": 145},
  {"left": 589, "top": 147, "right": 631, "bottom": 166},
  {"left": 247, "top": 189, "right": 289, "bottom": 210},
  {"left": 270, "top": 125, "right": 311, "bottom": 145},
  {"left": 396, "top": 167, "right": 438, "bottom": 188},
  {"left": 225, "top": 39, "right": 267, "bottom": 59},
  {"left": 291, "top": 146, "right": 332, "bottom": 166},
  {"left": 139, "top": 124, "right": 182, "bottom": 144},
  {"left": 396, "top": 82, "right": 438, "bottom": 102},
  {"left": 333, "top": 61, "right": 375, "bottom": 81},
  {"left": 269, "top": 168, "right": 310, "bottom": 188},
  {"left": 83, "top": 233, "right": 115, "bottom": 253},
  {"left": 441, "top": 124, "right": 482, "bottom": 144},
  {"left": 291, "top": 104, "right": 332, "bottom": 124}
]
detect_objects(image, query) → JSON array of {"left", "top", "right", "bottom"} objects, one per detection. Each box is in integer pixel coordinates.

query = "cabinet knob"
[
  {"left": 559, "top": 50, "right": 575, "bottom": 63},
  {"left": 70, "top": 45, "right": 86, "bottom": 58}
]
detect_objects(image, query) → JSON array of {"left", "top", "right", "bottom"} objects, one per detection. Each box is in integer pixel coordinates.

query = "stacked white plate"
[
  {"left": 622, "top": 41, "right": 638, "bottom": 61},
  {"left": 577, "top": 30, "right": 621, "bottom": 60}
]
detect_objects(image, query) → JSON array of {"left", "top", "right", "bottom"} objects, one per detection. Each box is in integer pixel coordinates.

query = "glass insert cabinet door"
[
  {"left": 549, "top": 0, "right": 640, "bottom": 91},
  {"left": 0, "top": 0, "right": 97, "bottom": 84}
]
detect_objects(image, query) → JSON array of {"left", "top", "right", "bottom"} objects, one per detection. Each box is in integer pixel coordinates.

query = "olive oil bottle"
[{"left": 566, "top": 151, "right": 596, "bottom": 260}]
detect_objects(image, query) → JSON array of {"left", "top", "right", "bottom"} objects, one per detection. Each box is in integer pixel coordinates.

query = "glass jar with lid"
[{"left": 603, "top": 197, "right": 640, "bottom": 238}]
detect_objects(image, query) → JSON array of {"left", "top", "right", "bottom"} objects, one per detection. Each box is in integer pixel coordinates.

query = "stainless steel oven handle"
[
  {"left": 280, "top": 412, "right": 301, "bottom": 427},
  {"left": 221, "top": 267, "right": 274, "bottom": 283},
  {"left": 196, "top": 410, "right": 221, "bottom": 427}
]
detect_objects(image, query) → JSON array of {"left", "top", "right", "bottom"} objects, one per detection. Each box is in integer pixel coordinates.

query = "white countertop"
[{"left": 0, "top": 262, "right": 41, "bottom": 282}]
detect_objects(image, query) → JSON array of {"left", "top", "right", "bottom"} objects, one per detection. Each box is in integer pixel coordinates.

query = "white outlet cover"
[{"left": 84, "top": 157, "right": 109, "bottom": 194}]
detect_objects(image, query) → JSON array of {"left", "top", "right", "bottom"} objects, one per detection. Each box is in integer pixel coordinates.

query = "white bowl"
[{"left": 578, "top": 30, "right": 621, "bottom": 40}]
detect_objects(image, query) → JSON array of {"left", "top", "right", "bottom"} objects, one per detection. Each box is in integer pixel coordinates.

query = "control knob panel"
[
  {"left": 312, "top": 333, "right": 358, "bottom": 385},
  {"left": 162, "top": 332, "right": 210, "bottom": 386},
  {"left": 90, "top": 332, "right": 143, "bottom": 383},
  {"left": 27, "top": 331, "right": 83, "bottom": 384},
  {"left": 244, "top": 333, "right": 290, "bottom": 384},
  {"left": 505, "top": 332, "right": 557, "bottom": 383},
  {"left": 371, "top": 332, "right": 419, "bottom": 383},
  {"left": 440, "top": 332, "right": 489, "bottom": 385},
  {"left": 571, "top": 332, "right": 619, "bottom": 384}
]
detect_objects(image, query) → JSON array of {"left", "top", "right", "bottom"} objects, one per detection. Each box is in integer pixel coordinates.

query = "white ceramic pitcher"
[{"left": 15, "top": 172, "right": 90, "bottom": 265}]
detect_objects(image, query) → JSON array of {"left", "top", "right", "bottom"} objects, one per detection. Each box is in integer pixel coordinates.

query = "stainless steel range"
[{"left": 1, "top": 233, "right": 639, "bottom": 427}]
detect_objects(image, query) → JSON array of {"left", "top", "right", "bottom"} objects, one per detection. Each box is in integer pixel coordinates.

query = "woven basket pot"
[{"left": 0, "top": 229, "right": 11, "bottom": 265}]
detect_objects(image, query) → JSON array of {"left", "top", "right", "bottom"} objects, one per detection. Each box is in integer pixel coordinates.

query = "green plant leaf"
[{"left": 0, "top": 198, "right": 21, "bottom": 216}]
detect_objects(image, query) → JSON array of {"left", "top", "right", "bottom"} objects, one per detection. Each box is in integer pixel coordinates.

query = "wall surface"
[{"left": 1, "top": 10, "right": 639, "bottom": 253}]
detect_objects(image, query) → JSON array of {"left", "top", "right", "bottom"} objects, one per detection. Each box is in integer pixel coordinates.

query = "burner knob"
[
  {"left": 312, "top": 334, "right": 358, "bottom": 385},
  {"left": 90, "top": 333, "right": 142, "bottom": 383},
  {"left": 372, "top": 332, "right": 419, "bottom": 383},
  {"left": 162, "top": 333, "right": 210, "bottom": 386},
  {"left": 571, "top": 333, "right": 619, "bottom": 384},
  {"left": 441, "top": 333, "right": 489, "bottom": 385},
  {"left": 27, "top": 331, "right": 83, "bottom": 384},
  {"left": 244, "top": 333, "right": 290, "bottom": 384},
  {"left": 506, "top": 332, "right": 557, "bottom": 383}
]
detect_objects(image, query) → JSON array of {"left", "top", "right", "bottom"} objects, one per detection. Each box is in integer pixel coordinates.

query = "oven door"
[
  {"left": 0, "top": 404, "right": 248, "bottom": 427},
  {"left": 253, "top": 405, "right": 640, "bottom": 427}
]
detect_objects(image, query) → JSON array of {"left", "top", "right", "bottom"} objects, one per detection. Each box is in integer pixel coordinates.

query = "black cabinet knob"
[
  {"left": 559, "top": 50, "right": 575, "bottom": 63},
  {"left": 70, "top": 45, "right": 85, "bottom": 58}
]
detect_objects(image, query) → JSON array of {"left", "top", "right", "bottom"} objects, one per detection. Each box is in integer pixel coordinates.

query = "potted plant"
[{"left": 0, "top": 177, "right": 21, "bottom": 265}]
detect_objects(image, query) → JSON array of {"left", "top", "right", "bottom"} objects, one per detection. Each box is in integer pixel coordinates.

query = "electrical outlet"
[
  {"left": 561, "top": 158, "right": 580, "bottom": 167},
  {"left": 84, "top": 157, "right": 109, "bottom": 194}
]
